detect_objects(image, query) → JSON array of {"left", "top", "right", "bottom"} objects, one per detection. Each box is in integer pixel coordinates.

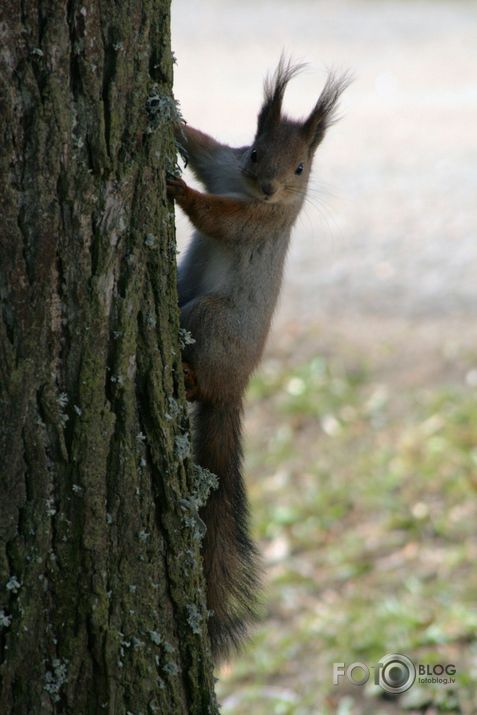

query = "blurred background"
[{"left": 171, "top": 1, "right": 477, "bottom": 713}]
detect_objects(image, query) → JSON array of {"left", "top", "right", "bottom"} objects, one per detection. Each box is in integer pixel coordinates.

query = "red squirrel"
[{"left": 167, "top": 57, "right": 349, "bottom": 661}]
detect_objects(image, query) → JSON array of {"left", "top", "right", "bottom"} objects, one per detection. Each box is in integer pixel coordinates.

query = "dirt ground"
[{"left": 172, "top": 0, "right": 477, "bottom": 385}]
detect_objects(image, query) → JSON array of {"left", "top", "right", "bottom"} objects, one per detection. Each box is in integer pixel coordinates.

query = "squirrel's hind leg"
[
  {"left": 182, "top": 361, "right": 200, "bottom": 401},
  {"left": 180, "top": 295, "right": 249, "bottom": 404}
]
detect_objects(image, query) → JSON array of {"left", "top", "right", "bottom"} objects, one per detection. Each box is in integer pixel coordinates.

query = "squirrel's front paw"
[{"left": 166, "top": 175, "right": 188, "bottom": 201}]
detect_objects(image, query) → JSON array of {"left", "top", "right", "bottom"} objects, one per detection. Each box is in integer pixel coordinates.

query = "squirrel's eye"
[
  {"left": 295, "top": 162, "right": 304, "bottom": 175},
  {"left": 250, "top": 148, "right": 258, "bottom": 162}
]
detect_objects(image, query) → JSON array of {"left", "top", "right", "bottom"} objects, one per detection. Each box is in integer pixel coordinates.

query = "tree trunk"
[{"left": 0, "top": 1, "right": 218, "bottom": 712}]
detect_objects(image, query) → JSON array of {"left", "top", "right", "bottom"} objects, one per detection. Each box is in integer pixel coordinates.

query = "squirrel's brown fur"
[{"left": 168, "top": 56, "right": 349, "bottom": 661}]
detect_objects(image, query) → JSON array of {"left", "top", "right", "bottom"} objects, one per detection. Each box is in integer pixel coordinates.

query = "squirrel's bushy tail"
[{"left": 193, "top": 399, "right": 260, "bottom": 661}]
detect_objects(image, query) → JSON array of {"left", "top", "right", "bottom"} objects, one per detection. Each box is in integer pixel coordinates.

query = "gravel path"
[{"left": 172, "top": 0, "right": 477, "bottom": 372}]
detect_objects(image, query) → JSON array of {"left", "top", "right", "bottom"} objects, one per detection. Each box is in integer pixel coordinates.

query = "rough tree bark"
[{"left": 0, "top": 1, "right": 219, "bottom": 712}]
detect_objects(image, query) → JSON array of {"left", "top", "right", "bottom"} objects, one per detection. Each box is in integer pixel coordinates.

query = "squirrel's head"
[{"left": 241, "top": 56, "right": 350, "bottom": 205}]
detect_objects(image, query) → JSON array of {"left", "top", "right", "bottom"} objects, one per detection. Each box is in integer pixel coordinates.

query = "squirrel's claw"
[{"left": 166, "top": 175, "right": 188, "bottom": 201}]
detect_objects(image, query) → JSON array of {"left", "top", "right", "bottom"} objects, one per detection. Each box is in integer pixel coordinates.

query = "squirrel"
[{"left": 167, "top": 56, "right": 349, "bottom": 661}]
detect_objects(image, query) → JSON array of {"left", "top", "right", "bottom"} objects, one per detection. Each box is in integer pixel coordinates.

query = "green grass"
[{"left": 216, "top": 354, "right": 477, "bottom": 714}]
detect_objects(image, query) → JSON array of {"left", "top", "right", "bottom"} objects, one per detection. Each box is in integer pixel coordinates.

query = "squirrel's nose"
[{"left": 261, "top": 181, "right": 277, "bottom": 197}]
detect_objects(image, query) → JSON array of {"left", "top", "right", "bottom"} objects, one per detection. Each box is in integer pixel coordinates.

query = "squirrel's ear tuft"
[
  {"left": 302, "top": 71, "right": 352, "bottom": 152},
  {"left": 256, "top": 54, "right": 306, "bottom": 136}
]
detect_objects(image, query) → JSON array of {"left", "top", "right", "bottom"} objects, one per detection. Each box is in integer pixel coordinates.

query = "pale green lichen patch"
[{"left": 43, "top": 658, "right": 69, "bottom": 703}]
